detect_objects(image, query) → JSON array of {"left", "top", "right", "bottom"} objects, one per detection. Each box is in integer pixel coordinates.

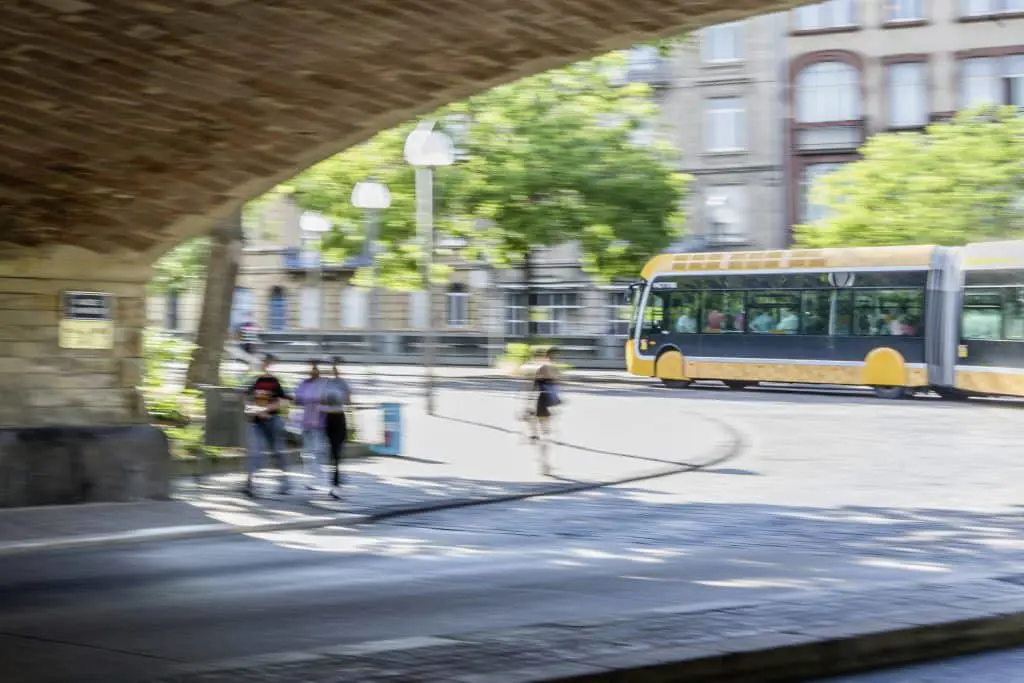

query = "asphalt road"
[
  {"left": 5, "top": 379, "right": 1024, "bottom": 683},
  {"left": 0, "top": 499, "right": 980, "bottom": 683}
]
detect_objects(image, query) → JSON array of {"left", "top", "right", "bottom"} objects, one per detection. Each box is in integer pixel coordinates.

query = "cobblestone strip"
[{"left": 143, "top": 578, "right": 1024, "bottom": 683}]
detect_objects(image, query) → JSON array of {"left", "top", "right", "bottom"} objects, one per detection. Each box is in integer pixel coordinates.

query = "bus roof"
[
  {"left": 962, "top": 240, "right": 1024, "bottom": 270},
  {"left": 640, "top": 245, "right": 937, "bottom": 280}
]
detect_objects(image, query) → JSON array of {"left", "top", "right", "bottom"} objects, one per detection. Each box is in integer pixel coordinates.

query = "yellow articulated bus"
[{"left": 624, "top": 241, "right": 1024, "bottom": 399}]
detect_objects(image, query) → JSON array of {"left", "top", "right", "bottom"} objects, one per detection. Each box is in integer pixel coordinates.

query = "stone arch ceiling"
[{"left": 0, "top": 0, "right": 798, "bottom": 264}]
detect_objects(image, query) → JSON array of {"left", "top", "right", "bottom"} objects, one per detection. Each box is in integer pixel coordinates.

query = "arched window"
[
  {"left": 446, "top": 283, "right": 470, "bottom": 328},
  {"left": 269, "top": 286, "right": 288, "bottom": 331},
  {"left": 165, "top": 290, "right": 180, "bottom": 331},
  {"left": 796, "top": 62, "right": 860, "bottom": 123},
  {"left": 231, "top": 287, "right": 253, "bottom": 329}
]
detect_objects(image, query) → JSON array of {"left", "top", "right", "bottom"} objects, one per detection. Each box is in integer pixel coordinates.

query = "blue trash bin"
[{"left": 370, "top": 402, "right": 403, "bottom": 456}]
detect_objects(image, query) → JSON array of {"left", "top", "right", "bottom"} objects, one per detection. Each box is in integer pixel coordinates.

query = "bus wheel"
[
  {"left": 723, "top": 381, "right": 754, "bottom": 390},
  {"left": 661, "top": 379, "right": 692, "bottom": 389},
  {"left": 873, "top": 386, "right": 908, "bottom": 400}
]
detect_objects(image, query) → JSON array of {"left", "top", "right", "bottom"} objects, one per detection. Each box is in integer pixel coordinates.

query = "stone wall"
[{"left": 0, "top": 276, "right": 148, "bottom": 429}]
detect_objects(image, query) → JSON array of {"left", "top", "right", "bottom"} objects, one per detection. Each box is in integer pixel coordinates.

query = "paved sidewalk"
[
  {"left": 141, "top": 575, "right": 1024, "bottom": 682},
  {"left": 0, "top": 390, "right": 735, "bottom": 554}
]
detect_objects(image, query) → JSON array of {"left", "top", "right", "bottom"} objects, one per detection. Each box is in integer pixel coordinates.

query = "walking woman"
[
  {"left": 293, "top": 360, "right": 325, "bottom": 489},
  {"left": 526, "top": 347, "right": 563, "bottom": 477},
  {"left": 320, "top": 356, "right": 353, "bottom": 500}
]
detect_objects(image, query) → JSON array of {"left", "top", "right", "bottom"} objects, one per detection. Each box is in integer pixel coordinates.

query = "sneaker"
[{"left": 329, "top": 487, "right": 343, "bottom": 501}]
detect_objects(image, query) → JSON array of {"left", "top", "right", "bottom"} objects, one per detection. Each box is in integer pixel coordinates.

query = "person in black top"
[{"left": 244, "top": 354, "right": 291, "bottom": 497}]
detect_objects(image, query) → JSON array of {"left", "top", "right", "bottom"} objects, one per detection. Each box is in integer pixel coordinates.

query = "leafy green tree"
[
  {"left": 150, "top": 237, "right": 209, "bottom": 293},
  {"left": 797, "top": 106, "right": 1024, "bottom": 248},
  {"left": 289, "top": 53, "right": 688, "bottom": 299}
]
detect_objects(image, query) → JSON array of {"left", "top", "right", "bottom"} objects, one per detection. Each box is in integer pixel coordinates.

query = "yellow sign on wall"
[{"left": 59, "top": 319, "right": 115, "bottom": 350}]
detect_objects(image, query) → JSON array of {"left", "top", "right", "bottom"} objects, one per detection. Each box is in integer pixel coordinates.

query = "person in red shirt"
[{"left": 244, "top": 354, "right": 291, "bottom": 497}]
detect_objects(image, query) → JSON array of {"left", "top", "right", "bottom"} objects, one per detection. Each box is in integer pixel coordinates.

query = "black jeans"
[{"left": 324, "top": 413, "right": 348, "bottom": 487}]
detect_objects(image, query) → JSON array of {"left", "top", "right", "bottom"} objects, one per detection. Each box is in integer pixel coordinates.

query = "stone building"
[
  {"left": 654, "top": 13, "right": 790, "bottom": 250},
  {"left": 147, "top": 194, "right": 634, "bottom": 364},
  {"left": 785, "top": 0, "right": 1024, "bottom": 232}
]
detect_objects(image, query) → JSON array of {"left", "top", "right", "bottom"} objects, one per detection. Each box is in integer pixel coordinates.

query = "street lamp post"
[
  {"left": 351, "top": 179, "right": 392, "bottom": 393},
  {"left": 299, "top": 212, "right": 331, "bottom": 356},
  {"left": 404, "top": 121, "right": 455, "bottom": 415}
]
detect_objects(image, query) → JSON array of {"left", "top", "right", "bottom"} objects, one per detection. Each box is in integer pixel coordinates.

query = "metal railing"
[{"left": 246, "top": 331, "right": 628, "bottom": 369}]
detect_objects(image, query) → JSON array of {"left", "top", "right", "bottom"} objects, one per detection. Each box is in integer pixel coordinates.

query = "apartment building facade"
[
  {"left": 786, "top": 0, "right": 1024, "bottom": 232},
  {"left": 148, "top": 195, "right": 634, "bottom": 354},
  {"left": 657, "top": 12, "right": 790, "bottom": 250}
]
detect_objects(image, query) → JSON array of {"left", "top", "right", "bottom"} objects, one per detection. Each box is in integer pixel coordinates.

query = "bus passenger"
[
  {"left": 675, "top": 308, "right": 697, "bottom": 333},
  {"left": 750, "top": 311, "right": 774, "bottom": 333},
  {"left": 705, "top": 309, "right": 723, "bottom": 332},
  {"left": 777, "top": 309, "right": 799, "bottom": 334}
]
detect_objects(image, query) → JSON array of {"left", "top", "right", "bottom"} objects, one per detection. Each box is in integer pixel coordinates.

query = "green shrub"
[{"left": 496, "top": 342, "right": 573, "bottom": 373}]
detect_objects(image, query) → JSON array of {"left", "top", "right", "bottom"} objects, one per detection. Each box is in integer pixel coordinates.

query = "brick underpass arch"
[
  {"left": 0, "top": 0, "right": 803, "bottom": 268},
  {"left": 0, "top": 0, "right": 808, "bottom": 508}
]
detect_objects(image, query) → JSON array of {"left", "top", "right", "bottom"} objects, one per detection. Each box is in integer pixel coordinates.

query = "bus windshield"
[{"left": 625, "top": 280, "right": 646, "bottom": 339}]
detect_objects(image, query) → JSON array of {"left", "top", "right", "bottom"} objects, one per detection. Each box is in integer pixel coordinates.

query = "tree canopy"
[
  {"left": 796, "top": 106, "right": 1024, "bottom": 248},
  {"left": 150, "top": 238, "right": 209, "bottom": 293},
  {"left": 288, "top": 52, "right": 689, "bottom": 288}
]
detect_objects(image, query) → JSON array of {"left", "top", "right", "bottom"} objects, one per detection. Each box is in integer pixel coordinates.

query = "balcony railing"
[
  {"left": 282, "top": 248, "right": 320, "bottom": 270},
  {"left": 793, "top": 120, "right": 865, "bottom": 154}
]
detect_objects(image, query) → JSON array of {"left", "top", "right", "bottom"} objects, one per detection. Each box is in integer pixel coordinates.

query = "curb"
[
  {"left": 0, "top": 412, "right": 742, "bottom": 557},
  {"left": 563, "top": 609, "right": 1024, "bottom": 683},
  {"left": 138, "top": 579, "right": 1024, "bottom": 683}
]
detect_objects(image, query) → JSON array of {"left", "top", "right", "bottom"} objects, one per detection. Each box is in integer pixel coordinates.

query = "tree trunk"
[{"left": 185, "top": 210, "right": 243, "bottom": 389}]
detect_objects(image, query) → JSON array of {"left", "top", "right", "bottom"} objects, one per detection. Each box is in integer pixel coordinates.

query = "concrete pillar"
[{"left": 0, "top": 252, "right": 169, "bottom": 508}]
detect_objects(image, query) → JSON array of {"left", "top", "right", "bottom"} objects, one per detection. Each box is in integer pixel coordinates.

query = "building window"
[
  {"left": 536, "top": 292, "right": 579, "bottom": 336},
  {"left": 801, "top": 163, "right": 845, "bottom": 223},
  {"left": 886, "top": 0, "right": 925, "bottom": 21},
  {"left": 231, "top": 287, "right": 254, "bottom": 329},
  {"left": 608, "top": 292, "right": 632, "bottom": 336},
  {"left": 504, "top": 292, "right": 580, "bottom": 336},
  {"left": 701, "top": 21, "right": 745, "bottom": 63},
  {"left": 409, "top": 290, "right": 428, "bottom": 329},
  {"left": 704, "top": 186, "right": 748, "bottom": 242},
  {"left": 299, "top": 286, "right": 321, "bottom": 329},
  {"left": 793, "top": 0, "right": 856, "bottom": 30},
  {"left": 268, "top": 286, "right": 288, "bottom": 331},
  {"left": 960, "top": 56, "right": 1024, "bottom": 109},
  {"left": 887, "top": 62, "right": 929, "bottom": 128},
  {"left": 705, "top": 97, "right": 746, "bottom": 152},
  {"left": 166, "top": 290, "right": 180, "bottom": 331},
  {"left": 446, "top": 283, "right": 470, "bottom": 328},
  {"left": 962, "top": 0, "right": 1024, "bottom": 17},
  {"left": 341, "top": 287, "right": 368, "bottom": 329},
  {"left": 796, "top": 62, "right": 861, "bottom": 123},
  {"left": 505, "top": 293, "right": 527, "bottom": 337}
]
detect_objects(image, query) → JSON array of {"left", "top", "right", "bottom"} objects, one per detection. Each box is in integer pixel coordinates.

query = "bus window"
[
  {"left": 854, "top": 289, "right": 923, "bottom": 337},
  {"left": 801, "top": 291, "right": 830, "bottom": 335},
  {"left": 962, "top": 288, "right": 1003, "bottom": 340},
  {"left": 702, "top": 292, "right": 744, "bottom": 333},
  {"left": 1003, "top": 288, "right": 1024, "bottom": 340},
  {"left": 641, "top": 292, "right": 668, "bottom": 336},
  {"left": 746, "top": 292, "right": 801, "bottom": 334},
  {"left": 667, "top": 291, "right": 700, "bottom": 334}
]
